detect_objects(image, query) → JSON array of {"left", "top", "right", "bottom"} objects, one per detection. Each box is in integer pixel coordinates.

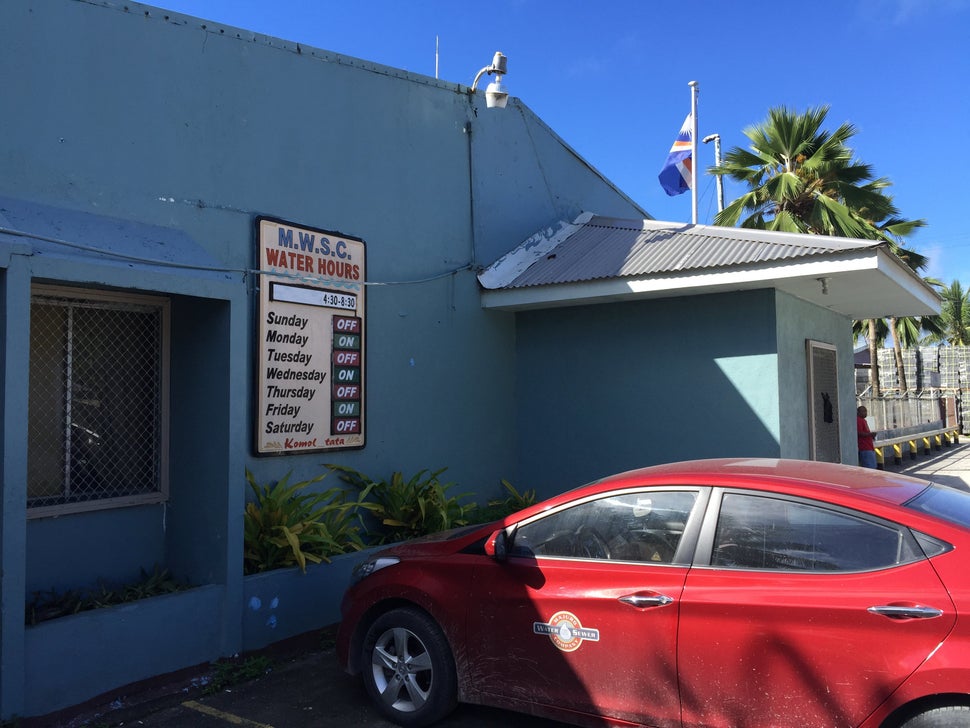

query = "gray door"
[{"left": 807, "top": 340, "right": 841, "bottom": 463}]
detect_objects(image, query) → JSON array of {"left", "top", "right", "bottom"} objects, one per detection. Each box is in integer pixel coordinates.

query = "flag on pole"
[{"left": 658, "top": 114, "right": 693, "bottom": 197}]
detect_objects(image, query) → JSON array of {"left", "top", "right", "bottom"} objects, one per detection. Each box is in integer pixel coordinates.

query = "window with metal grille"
[{"left": 27, "top": 285, "right": 169, "bottom": 517}]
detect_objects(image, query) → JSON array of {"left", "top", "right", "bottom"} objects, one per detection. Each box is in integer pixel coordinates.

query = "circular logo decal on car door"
[{"left": 533, "top": 611, "right": 600, "bottom": 652}]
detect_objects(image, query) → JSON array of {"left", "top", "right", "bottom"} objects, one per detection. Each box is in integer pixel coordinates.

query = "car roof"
[{"left": 595, "top": 458, "right": 932, "bottom": 507}]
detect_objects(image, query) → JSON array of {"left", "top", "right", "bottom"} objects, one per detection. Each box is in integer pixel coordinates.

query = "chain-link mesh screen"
[{"left": 28, "top": 291, "right": 164, "bottom": 511}]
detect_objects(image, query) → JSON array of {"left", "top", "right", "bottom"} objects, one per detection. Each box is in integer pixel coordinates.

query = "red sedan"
[{"left": 337, "top": 458, "right": 970, "bottom": 728}]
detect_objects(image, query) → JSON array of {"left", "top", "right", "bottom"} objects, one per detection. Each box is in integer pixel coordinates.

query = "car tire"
[
  {"left": 361, "top": 607, "right": 458, "bottom": 727},
  {"left": 901, "top": 705, "right": 970, "bottom": 727}
]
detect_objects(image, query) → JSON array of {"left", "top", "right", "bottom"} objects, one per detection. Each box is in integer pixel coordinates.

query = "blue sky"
[{"left": 155, "top": 0, "right": 970, "bottom": 287}]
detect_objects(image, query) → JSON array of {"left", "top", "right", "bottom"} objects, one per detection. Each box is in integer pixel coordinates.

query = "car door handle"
[
  {"left": 619, "top": 593, "right": 674, "bottom": 608},
  {"left": 867, "top": 605, "right": 944, "bottom": 620}
]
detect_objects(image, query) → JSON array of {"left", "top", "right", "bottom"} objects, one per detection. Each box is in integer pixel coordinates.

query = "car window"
[
  {"left": 712, "top": 493, "right": 921, "bottom": 572},
  {"left": 512, "top": 490, "right": 698, "bottom": 563}
]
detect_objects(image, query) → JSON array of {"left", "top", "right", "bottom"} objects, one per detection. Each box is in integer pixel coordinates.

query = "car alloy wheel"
[{"left": 362, "top": 607, "right": 457, "bottom": 727}]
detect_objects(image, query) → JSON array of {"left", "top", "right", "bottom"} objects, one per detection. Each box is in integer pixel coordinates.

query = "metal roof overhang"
[
  {"left": 0, "top": 196, "right": 242, "bottom": 297},
  {"left": 480, "top": 246, "right": 940, "bottom": 320}
]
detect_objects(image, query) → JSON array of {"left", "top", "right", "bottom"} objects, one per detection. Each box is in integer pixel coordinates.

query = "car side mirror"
[{"left": 484, "top": 528, "right": 509, "bottom": 562}]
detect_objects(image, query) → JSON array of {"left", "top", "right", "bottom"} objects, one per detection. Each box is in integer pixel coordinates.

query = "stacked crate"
[
  {"left": 937, "top": 346, "right": 970, "bottom": 433},
  {"left": 902, "top": 349, "right": 919, "bottom": 391},
  {"left": 876, "top": 348, "right": 922, "bottom": 392},
  {"left": 939, "top": 346, "right": 966, "bottom": 389},
  {"left": 958, "top": 348, "right": 968, "bottom": 434},
  {"left": 877, "top": 349, "right": 899, "bottom": 392},
  {"left": 920, "top": 346, "right": 941, "bottom": 390}
]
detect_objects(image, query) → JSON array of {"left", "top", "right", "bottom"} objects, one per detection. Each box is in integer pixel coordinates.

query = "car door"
[
  {"left": 677, "top": 489, "right": 956, "bottom": 728},
  {"left": 465, "top": 488, "right": 706, "bottom": 728}
]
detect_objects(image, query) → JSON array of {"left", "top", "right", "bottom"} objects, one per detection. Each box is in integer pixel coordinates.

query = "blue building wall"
[
  {"left": 514, "top": 290, "right": 786, "bottom": 498},
  {"left": 3, "top": 0, "right": 643, "bottom": 484},
  {"left": 0, "top": 0, "right": 647, "bottom": 717},
  {"left": 514, "top": 288, "right": 859, "bottom": 499},
  {"left": 775, "top": 291, "right": 857, "bottom": 461}
]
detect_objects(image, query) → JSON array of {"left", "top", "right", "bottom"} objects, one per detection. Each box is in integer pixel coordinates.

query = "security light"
[{"left": 471, "top": 51, "right": 509, "bottom": 109}]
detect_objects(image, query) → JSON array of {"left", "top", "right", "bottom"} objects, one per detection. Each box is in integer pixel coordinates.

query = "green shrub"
[
  {"left": 467, "top": 479, "right": 538, "bottom": 524},
  {"left": 498, "top": 478, "right": 537, "bottom": 512},
  {"left": 243, "top": 469, "right": 375, "bottom": 574},
  {"left": 25, "top": 566, "right": 193, "bottom": 625},
  {"left": 327, "top": 465, "right": 471, "bottom": 544},
  {"left": 205, "top": 655, "right": 273, "bottom": 694}
]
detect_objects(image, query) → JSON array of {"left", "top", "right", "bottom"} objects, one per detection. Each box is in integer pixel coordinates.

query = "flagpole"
[{"left": 689, "top": 80, "right": 699, "bottom": 224}]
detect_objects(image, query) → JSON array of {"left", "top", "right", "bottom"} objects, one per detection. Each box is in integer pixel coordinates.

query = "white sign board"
[{"left": 255, "top": 217, "right": 365, "bottom": 454}]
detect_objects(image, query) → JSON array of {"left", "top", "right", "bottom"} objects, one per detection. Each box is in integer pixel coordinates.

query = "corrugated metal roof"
[{"left": 481, "top": 215, "right": 884, "bottom": 290}]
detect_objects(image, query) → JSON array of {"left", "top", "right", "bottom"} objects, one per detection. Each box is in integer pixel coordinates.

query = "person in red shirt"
[{"left": 857, "top": 405, "right": 877, "bottom": 468}]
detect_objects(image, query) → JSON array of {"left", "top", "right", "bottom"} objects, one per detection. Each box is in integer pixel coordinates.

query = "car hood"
[{"left": 378, "top": 521, "right": 498, "bottom": 557}]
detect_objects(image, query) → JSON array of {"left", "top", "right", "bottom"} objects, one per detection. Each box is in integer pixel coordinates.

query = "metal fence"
[
  {"left": 27, "top": 287, "right": 168, "bottom": 516},
  {"left": 858, "top": 394, "right": 949, "bottom": 435},
  {"left": 859, "top": 346, "right": 970, "bottom": 435}
]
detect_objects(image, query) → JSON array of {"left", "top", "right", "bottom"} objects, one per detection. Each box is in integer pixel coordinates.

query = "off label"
[
  {"left": 333, "top": 315, "right": 361, "bottom": 333},
  {"left": 333, "top": 350, "right": 361, "bottom": 367}
]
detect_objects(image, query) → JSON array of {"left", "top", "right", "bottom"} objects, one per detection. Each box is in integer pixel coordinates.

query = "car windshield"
[{"left": 905, "top": 483, "right": 970, "bottom": 529}]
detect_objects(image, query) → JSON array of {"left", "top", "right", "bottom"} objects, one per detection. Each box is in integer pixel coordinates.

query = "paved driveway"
[{"left": 61, "top": 645, "right": 570, "bottom": 728}]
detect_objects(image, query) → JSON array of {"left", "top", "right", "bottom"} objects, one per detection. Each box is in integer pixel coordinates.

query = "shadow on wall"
[{"left": 514, "top": 291, "right": 784, "bottom": 498}]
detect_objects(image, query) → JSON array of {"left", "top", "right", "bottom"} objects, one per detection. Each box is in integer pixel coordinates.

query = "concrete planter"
[
  {"left": 24, "top": 584, "right": 224, "bottom": 716},
  {"left": 242, "top": 547, "right": 379, "bottom": 651}
]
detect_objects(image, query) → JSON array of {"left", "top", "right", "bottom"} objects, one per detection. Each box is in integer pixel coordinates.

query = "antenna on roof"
[{"left": 435, "top": 36, "right": 439, "bottom": 79}]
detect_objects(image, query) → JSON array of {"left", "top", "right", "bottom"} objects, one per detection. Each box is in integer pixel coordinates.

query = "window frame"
[
  {"left": 507, "top": 486, "right": 710, "bottom": 566},
  {"left": 694, "top": 487, "right": 924, "bottom": 573},
  {"left": 27, "top": 284, "right": 171, "bottom": 519}
]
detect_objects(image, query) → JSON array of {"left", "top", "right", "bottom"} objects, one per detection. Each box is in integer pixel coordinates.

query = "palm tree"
[
  {"left": 712, "top": 105, "right": 931, "bottom": 394},
  {"left": 713, "top": 106, "right": 926, "bottom": 255},
  {"left": 715, "top": 107, "right": 908, "bottom": 238},
  {"left": 853, "top": 318, "right": 887, "bottom": 395},
  {"left": 857, "top": 202, "right": 932, "bottom": 394},
  {"left": 852, "top": 289, "right": 944, "bottom": 393},
  {"left": 925, "top": 280, "right": 970, "bottom": 345},
  {"left": 853, "top": 312, "right": 941, "bottom": 394}
]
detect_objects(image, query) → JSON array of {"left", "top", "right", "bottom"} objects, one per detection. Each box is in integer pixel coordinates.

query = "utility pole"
[{"left": 703, "top": 133, "right": 724, "bottom": 215}]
